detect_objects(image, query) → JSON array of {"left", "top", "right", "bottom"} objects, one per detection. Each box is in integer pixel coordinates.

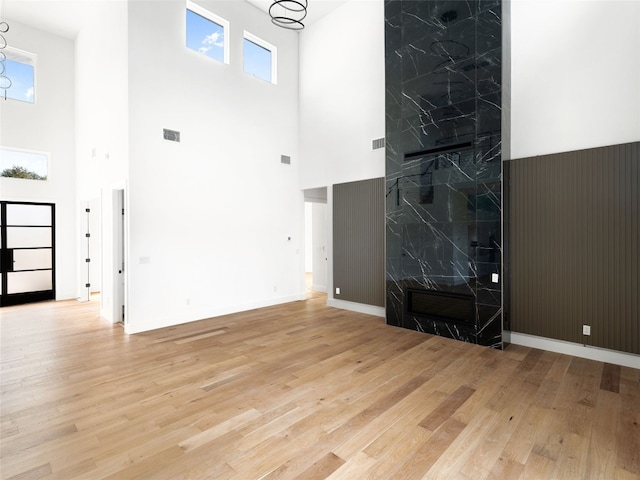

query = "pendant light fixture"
[
  {"left": 269, "top": 0, "right": 307, "bottom": 30},
  {"left": 0, "top": 21, "right": 10, "bottom": 100}
]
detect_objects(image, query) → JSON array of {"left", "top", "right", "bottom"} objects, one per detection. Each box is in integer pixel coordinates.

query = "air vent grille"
[
  {"left": 163, "top": 128, "right": 180, "bottom": 142},
  {"left": 281, "top": 155, "right": 291, "bottom": 165},
  {"left": 372, "top": 137, "right": 385, "bottom": 150}
]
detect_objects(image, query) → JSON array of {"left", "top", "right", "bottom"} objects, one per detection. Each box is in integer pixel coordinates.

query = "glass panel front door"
[{"left": 1, "top": 202, "right": 56, "bottom": 307}]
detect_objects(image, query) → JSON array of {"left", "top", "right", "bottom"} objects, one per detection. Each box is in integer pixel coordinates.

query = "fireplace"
[
  {"left": 406, "top": 289, "right": 474, "bottom": 327},
  {"left": 384, "top": 0, "right": 503, "bottom": 348}
]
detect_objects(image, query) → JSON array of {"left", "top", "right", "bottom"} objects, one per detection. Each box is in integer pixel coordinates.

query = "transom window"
[
  {"left": 186, "top": 1, "right": 230, "bottom": 64},
  {"left": 1, "top": 48, "right": 36, "bottom": 103},
  {"left": 243, "top": 32, "right": 277, "bottom": 84},
  {"left": 0, "top": 148, "right": 48, "bottom": 181}
]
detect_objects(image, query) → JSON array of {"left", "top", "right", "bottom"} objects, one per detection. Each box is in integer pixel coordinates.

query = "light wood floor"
[{"left": 1, "top": 295, "right": 639, "bottom": 480}]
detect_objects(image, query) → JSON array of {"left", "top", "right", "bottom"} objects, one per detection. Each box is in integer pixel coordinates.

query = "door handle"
[{"left": 1, "top": 249, "right": 14, "bottom": 273}]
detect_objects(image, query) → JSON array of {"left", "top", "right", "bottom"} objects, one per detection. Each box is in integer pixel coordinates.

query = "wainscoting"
[
  {"left": 507, "top": 141, "right": 639, "bottom": 355},
  {"left": 333, "top": 178, "right": 385, "bottom": 307}
]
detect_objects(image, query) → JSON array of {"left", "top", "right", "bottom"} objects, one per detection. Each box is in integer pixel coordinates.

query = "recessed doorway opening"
[{"left": 303, "top": 187, "right": 327, "bottom": 300}]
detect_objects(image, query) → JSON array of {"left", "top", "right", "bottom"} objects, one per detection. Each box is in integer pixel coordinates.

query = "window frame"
[
  {"left": 2, "top": 46, "right": 37, "bottom": 104},
  {"left": 186, "top": 0, "right": 230, "bottom": 65},
  {"left": 243, "top": 31, "right": 277, "bottom": 85}
]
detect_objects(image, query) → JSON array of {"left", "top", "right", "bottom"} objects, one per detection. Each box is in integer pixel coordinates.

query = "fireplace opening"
[{"left": 406, "top": 288, "right": 474, "bottom": 326}]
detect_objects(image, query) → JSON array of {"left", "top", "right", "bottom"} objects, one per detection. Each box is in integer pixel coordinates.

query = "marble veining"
[{"left": 385, "top": 0, "right": 502, "bottom": 348}]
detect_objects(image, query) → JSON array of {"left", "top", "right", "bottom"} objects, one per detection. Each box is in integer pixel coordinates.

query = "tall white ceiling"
[{"left": 2, "top": 0, "right": 347, "bottom": 39}]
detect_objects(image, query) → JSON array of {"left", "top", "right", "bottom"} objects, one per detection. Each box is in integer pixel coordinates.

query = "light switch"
[{"left": 491, "top": 273, "right": 499, "bottom": 283}]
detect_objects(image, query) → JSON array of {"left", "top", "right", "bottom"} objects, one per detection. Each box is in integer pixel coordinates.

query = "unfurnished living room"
[{"left": 0, "top": 0, "right": 639, "bottom": 479}]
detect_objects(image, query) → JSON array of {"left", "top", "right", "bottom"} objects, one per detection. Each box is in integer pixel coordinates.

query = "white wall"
[
  {"left": 299, "top": 0, "right": 385, "bottom": 189},
  {"left": 299, "top": 0, "right": 385, "bottom": 312},
  {"left": 511, "top": 0, "right": 640, "bottom": 158},
  {"left": 0, "top": 21, "right": 76, "bottom": 301},
  {"left": 74, "top": 1, "right": 128, "bottom": 319},
  {"left": 124, "top": 0, "right": 303, "bottom": 333}
]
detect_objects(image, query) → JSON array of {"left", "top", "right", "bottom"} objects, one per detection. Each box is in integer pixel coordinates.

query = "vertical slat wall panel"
[
  {"left": 333, "top": 178, "right": 385, "bottom": 307},
  {"left": 508, "top": 142, "right": 639, "bottom": 354}
]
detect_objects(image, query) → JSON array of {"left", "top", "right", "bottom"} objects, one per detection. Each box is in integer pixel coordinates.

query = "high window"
[
  {"left": 243, "top": 32, "right": 276, "bottom": 84},
  {"left": 2, "top": 48, "right": 36, "bottom": 103},
  {"left": 0, "top": 148, "right": 48, "bottom": 181},
  {"left": 186, "top": 1, "right": 229, "bottom": 64}
]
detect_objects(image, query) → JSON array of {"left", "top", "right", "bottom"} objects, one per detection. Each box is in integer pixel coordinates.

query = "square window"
[
  {"left": 1, "top": 148, "right": 48, "bottom": 180},
  {"left": 1, "top": 48, "right": 36, "bottom": 103},
  {"left": 243, "top": 32, "right": 277, "bottom": 84},
  {"left": 186, "top": 1, "right": 229, "bottom": 64}
]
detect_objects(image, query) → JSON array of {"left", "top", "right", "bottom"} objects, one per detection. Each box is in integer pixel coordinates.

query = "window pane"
[
  {"left": 7, "top": 270, "right": 52, "bottom": 294},
  {"left": 6, "top": 204, "right": 52, "bottom": 226},
  {"left": 244, "top": 39, "right": 272, "bottom": 83},
  {"left": 3, "top": 59, "right": 35, "bottom": 103},
  {"left": 186, "top": 9, "right": 225, "bottom": 63},
  {"left": 0, "top": 149, "right": 48, "bottom": 180},
  {"left": 7, "top": 227, "right": 52, "bottom": 248},
  {"left": 13, "top": 249, "right": 53, "bottom": 271}
]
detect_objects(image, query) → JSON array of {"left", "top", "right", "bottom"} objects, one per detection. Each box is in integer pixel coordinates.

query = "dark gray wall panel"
[
  {"left": 509, "top": 142, "right": 639, "bottom": 354},
  {"left": 333, "top": 178, "right": 385, "bottom": 307}
]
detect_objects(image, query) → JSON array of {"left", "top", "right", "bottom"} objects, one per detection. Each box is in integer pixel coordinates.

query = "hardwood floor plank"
[
  {"left": 485, "top": 456, "right": 524, "bottom": 480},
  {"left": 500, "top": 405, "right": 553, "bottom": 465},
  {"left": 403, "top": 417, "right": 467, "bottom": 479},
  {"left": 292, "top": 452, "right": 345, "bottom": 480},
  {"left": 585, "top": 389, "right": 620, "bottom": 479},
  {"left": 617, "top": 384, "right": 640, "bottom": 475},
  {"left": 101, "top": 445, "right": 184, "bottom": 480},
  {"left": 331, "top": 374, "right": 434, "bottom": 459},
  {"left": 601, "top": 362, "right": 622, "bottom": 393},
  {"left": 519, "top": 452, "right": 556, "bottom": 480},
  {"left": 419, "top": 385, "right": 475, "bottom": 431},
  {"left": 323, "top": 451, "right": 377, "bottom": 480},
  {"left": 5, "top": 462, "right": 52, "bottom": 480},
  {"left": 1, "top": 297, "right": 638, "bottom": 480},
  {"left": 179, "top": 409, "right": 262, "bottom": 452},
  {"left": 362, "top": 392, "right": 446, "bottom": 460},
  {"left": 422, "top": 407, "right": 499, "bottom": 479},
  {"left": 552, "top": 431, "right": 590, "bottom": 479}
]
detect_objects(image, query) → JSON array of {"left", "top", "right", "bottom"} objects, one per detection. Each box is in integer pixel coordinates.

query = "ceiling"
[
  {"left": 245, "top": 0, "right": 347, "bottom": 27},
  {"left": 2, "top": 0, "right": 347, "bottom": 40}
]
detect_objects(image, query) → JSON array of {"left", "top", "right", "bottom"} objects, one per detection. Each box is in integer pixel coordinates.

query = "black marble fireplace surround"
[{"left": 385, "top": 0, "right": 503, "bottom": 348}]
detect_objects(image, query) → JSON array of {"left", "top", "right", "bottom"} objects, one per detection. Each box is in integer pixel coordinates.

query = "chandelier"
[
  {"left": 269, "top": 0, "right": 307, "bottom": 30},
  {"left": 0, "top": 21, "right": 10, "bottom": 100}
]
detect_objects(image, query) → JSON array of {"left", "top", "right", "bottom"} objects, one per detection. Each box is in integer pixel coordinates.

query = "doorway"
[
  {"left": 113, "top": 189, "right": 125, "bottom": 324},
  {"left": 303, "top": 188, "right": 328, "bottom": 298},
  {"left": 0, "top": 201, "right": 56, "bottom": 307}
]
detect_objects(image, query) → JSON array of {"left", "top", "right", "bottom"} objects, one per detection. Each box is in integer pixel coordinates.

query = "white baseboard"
[
  {"left": 505, "top": 331, "right": 640, "bottom": 369},
  {"left": 327, "top": 298, "right": 385, "bottom": 317},
  {"left": 125, "top": 293, "right": 306, "bottom": 334}
]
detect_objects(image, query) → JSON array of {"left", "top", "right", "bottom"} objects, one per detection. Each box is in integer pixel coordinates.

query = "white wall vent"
[{"left": 372, "top": 137, "right": 385, "bottom": 150}]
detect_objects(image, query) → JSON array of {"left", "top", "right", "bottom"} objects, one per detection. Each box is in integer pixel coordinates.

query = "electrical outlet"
[
  {"left": 582, "top": 325, "right": 591, "bottom": 336},
  {"left": 335, "top": 287, "right": 340, "bottom": 295}
]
